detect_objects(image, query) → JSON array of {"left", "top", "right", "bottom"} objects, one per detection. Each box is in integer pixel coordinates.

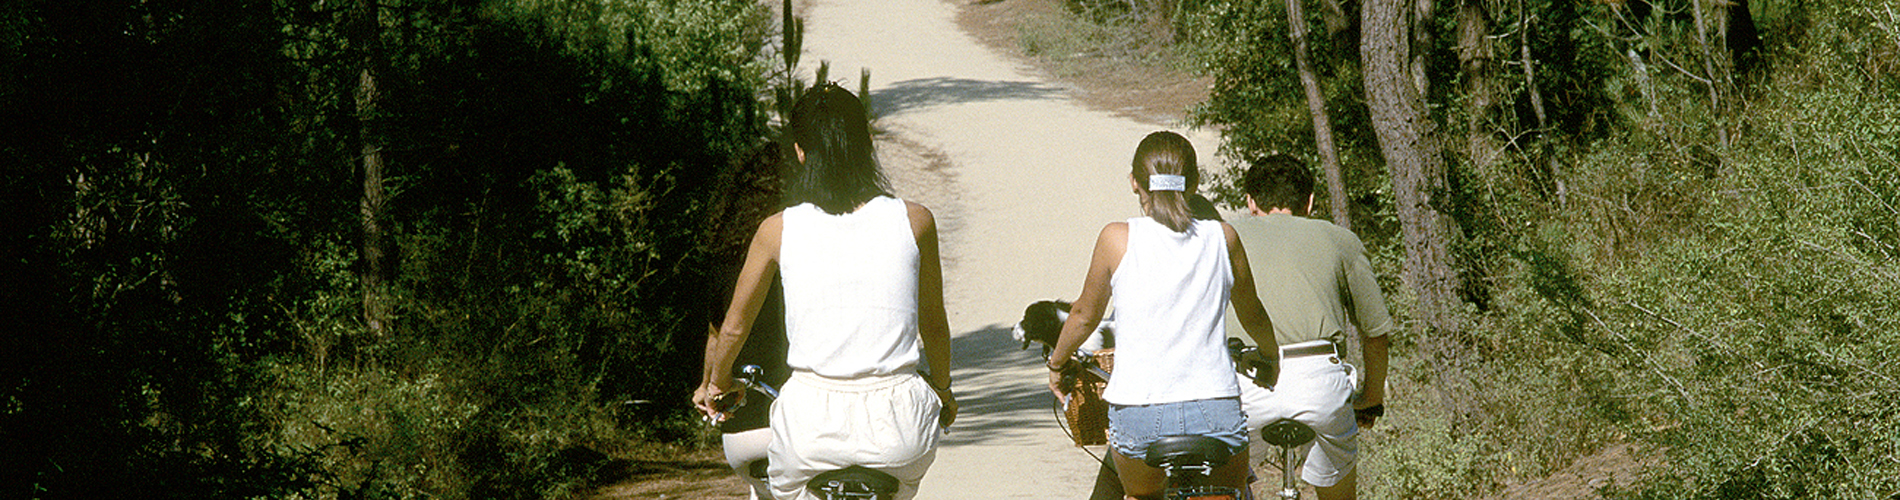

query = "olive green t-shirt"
[{"left": 1223, "top": 214, "right": 1395, "bottom": 347}]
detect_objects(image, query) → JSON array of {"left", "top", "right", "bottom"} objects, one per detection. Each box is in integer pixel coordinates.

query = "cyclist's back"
[
  {"left": 1222, "top": 213, "right": 1393, "bottom": 349},
  {"left": 1103, "top": 216, "right": 1240, "bottom": 406},
  {"left": 1045, "top": 131, "right": 1271, "bottom": 499},
  {"left": 695, "top": 85, "right": 953, "bottom": 500},
  {"left": 1221, "top": 154, "right": 1393, "bottom": 499}
]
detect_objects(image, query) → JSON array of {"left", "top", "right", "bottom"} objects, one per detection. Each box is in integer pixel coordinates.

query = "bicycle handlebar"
[
  {"left": 737, "top": 364, "right": 779, "bottom": 399},
  {"left": 1227, "top": 338, "right": 1277, "bottom": 389},
  {"left": 1064, "top": 350, "right": 1113, "bottom": 382},
  {"left": 705, "top": 365, "right": 780, "bottom": 425}
]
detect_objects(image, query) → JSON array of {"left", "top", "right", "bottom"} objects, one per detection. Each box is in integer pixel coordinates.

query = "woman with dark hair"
[
  {"left": 1045, "top": 131, "right": 1275, "bottom": 499},
  {"left": 696, "top": 84, "right": 956, "bottom": 500}
]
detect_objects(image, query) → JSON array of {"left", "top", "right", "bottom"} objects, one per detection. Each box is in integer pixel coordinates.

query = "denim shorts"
[{"left": 1106, "top": 397, "right": 1248, "bottom": 459}]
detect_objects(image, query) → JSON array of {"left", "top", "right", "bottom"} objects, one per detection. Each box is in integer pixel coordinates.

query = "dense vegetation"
[
  {"left": 6, "top": 0, "right": 1896, "bottom": 498},
  {"left": 2, "top": 0, "right": 789, "bottom": 498},
  {"left": 1038, "top": 0, "right": 1899, "bottom": 497}
]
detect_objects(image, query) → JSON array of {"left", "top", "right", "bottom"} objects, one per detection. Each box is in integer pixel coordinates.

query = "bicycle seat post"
[
  {"left": 1278, "top": 444, "right": 1300, "bottom": 500},
  {"left": 1259, "top": 419, "right": 1317, "bottom": 500}
]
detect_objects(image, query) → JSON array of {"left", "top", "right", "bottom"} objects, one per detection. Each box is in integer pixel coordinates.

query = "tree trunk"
[
  {"left": 1362, "top": 0, "right": 1477, "bottom": 421},
  {"left": 1362, "top": 0, "right": 1463, "bottom": 334},
  {"left": 1410, "top": 0, "right": 1434, "bottom": 96},
  {"left": 1726, "top": 0, "right": 1762, "bottom": 77},
  {"left": 1288, "top": 0, "right": 1352, "bottom": 229},
  {"left": 352, "top": 0, "right": 391, "bottom": 340},
  {"left": 1456, "top": 0, "right": 1497, "bottom": 171}
]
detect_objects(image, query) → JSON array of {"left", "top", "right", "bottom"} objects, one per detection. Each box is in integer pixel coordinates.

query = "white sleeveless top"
[
  {"left": 778, "top": 196, "right": 922, "bottom": 378},
  {"left": 1100, "top": 217, "right": 1241, "bottom": 405}
]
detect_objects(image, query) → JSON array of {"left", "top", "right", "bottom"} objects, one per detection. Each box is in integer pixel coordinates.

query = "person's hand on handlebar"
[
  {"left": 1353, "top": 391, "right": 1384, "bottom": 429},
  {"left": 932, "top": 384, "right": 958, "bottom": 429},
  {"left": 693, "top": 382, "right": 743, "bottom": 423},
  {"left": 1045, "top": 359, "right": 1078, "bottom": 406}
]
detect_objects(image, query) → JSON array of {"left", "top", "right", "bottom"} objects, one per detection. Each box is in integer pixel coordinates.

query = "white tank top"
[
  {"left": 778, "top": 196, "right": 922, "bottom": 378},
  {"left": 1101, "top": 217, "right": 1240, "bottom": 405}
]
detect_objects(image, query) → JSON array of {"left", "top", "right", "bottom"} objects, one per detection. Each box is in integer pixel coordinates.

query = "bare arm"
[
  {"left": 695, "top": 214, "right": 782, "bottom": 418},
  {"left": 908, "top": 202, "right": 957, "bottom": 427},
  {"left": 1359, "top": 334, "right": 1388, "bottom": 408},
  {"left": 1340, "top": 233, "right": 1391, "bottom": 421},
  {"left": 1048, "top": 223, "right": 1127, "bottom": 398},
  {"left": 1223, "top": 223, "right": 1274, "bottom": 347}
]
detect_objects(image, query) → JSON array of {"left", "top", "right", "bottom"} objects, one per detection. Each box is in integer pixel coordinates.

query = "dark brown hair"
[
  {"left": 1131, "top": 131, "right": 1199, "bottom": 232},
  {"left": 1241, "top": 154, "right": 1314, "bottom": 215},
  {"left": 786, "top": 84, "right": 890, "bottom": 214}
]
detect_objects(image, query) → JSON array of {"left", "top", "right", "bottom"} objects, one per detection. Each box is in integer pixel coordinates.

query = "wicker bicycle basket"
[{"left": 1060, "top": 349, "right": 1114, "bottom": 446}]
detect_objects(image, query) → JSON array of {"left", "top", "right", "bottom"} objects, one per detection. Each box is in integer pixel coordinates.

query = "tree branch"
[{"left": 1582, "top": 307, "right": 1695, "bottom": 404}]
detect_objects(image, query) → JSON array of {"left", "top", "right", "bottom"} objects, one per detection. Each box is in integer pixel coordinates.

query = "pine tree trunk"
[
  {"left": 1363, "top": 0, "right": 1477, "bottom": 422},
  {"left": 352, "top": 0, "right": 391, "bottom": 340},
  {"left": 1288, "top": 0, "right": 1352, "bottom": 229},
  {"left": 1410, "top": 0, "right": 1434, "bottom": 96},
  {"left": 1457, "top": 0, "right": 1497, "bottom": 171}
]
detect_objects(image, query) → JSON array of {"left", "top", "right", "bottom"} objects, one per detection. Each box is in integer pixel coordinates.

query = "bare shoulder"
[
  {"left": 903, "top": 200, "right": 937, "bottom": 233},
  {"left": 1096, "top": 221, "right": 1130, "bottom": 251},
  {"left": 738, "top": 211, "right": 786, "bottom": 262},
  {"left": 903, "top": 200, "right": 935, "bottom": 221},
  {"left": 753, "top": 211, "right": 785, "bottom": 242},
  {"left": 758, "top": 210, "right": 785, "bottom": 231}
]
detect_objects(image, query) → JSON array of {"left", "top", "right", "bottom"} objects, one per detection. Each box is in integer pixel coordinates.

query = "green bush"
[
  {"left": 1605, "top": 83, "right": 1900, "bottom": 499},
  {"left": 1167, "top": 0, "right": 1900, "bottom": 498},
  {"left": 4, "top": 0, "right": 777, "bottom": 498},
  {"left": 256, "top": 2, "right": 778, "bottom": 496},
  {"left": 1361, "top": 398, "right": 1493, "bottom": 499}
]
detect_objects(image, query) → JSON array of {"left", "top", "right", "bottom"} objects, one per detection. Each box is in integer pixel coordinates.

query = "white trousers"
[
  {"left": 1237, "top": 342, "right": 1360, "bottom": 487},
  {"left": 768, "top": 370, "right": 943, "bottom": 500},
  {"left": 723, "top": 427, "right": 774, "bottom": 500}
]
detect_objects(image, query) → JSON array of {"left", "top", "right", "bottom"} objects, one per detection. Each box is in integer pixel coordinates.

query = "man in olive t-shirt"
[{"left": 1221, "top": 155, "right": 1392, "bottom": 500}]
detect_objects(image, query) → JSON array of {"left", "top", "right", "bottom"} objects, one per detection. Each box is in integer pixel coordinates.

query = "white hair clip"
[{"left": 1148, "top": 174, "right": 1187, "bottom": 192}]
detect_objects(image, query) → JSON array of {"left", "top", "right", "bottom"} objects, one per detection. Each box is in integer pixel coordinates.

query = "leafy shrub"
[{"left": 1361, "top": 398, "right": 1493, "bottom": 499}]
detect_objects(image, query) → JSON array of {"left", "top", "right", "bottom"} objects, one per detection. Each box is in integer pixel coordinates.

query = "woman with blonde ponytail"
[{"left": 1045, "top": 131, "right": 1278, "bottom": 499}]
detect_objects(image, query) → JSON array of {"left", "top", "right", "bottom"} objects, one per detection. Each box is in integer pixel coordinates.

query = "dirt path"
[
  {"left": 593, "top": 2, "right": 1654, "bottom": 498},
  {"left": 795, "top": 0, "right": 1224, "bottom": 497}
]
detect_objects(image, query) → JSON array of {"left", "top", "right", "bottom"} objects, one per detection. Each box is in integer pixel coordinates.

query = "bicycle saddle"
[
  {"left": 808, "top": 465, "right": 900, "bottom": 495},
  {"left": 1259, "top": 419, "right": 1317, "bottom": 448},
  {"left": 746, "top": 458, "right": 769, "bottom": 479},
  {"left": 1143, "top": 435, "right": 1235, "bottom": 468}
]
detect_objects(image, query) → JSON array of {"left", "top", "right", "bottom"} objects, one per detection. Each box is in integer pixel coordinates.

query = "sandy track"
[{"left": 796, "top": 0, "right": 1224, "bottom": 497}]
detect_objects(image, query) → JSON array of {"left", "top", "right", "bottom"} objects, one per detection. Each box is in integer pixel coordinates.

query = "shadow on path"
[
  {"left": 943, "top": 324, "right": 1082, "bottom": 447},
  {"left": 872, "top": 77, "right": 1065, "bottom": 116}
]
